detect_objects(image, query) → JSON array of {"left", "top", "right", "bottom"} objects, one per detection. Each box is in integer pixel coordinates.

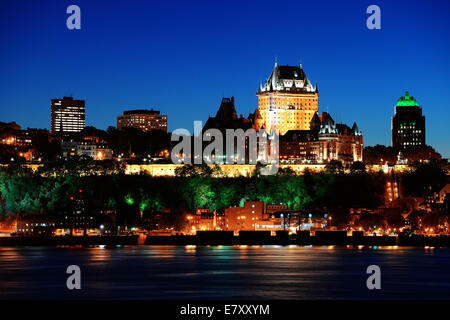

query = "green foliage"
[
  {"left": 401, "top": 160, "right": 447, "bottom": 197},
  {"left": 0, "top": 163, "right": 389, "bottom": 221}
]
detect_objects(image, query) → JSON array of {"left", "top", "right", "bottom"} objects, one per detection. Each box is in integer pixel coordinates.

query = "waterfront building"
[
  {"left": 257, "top": 62, "right": 319, "bottom": 135},
  {"left": 391, "top": 91, "right": 425, "bottom": 150},
  {"left": 186, "top": 208, "right": 216, "bottom": 233},
  {"left": 51, "top": 97, "right": 85, "bottom": 135},
  {"left": 16, "top": 215, "right": 57, "bottom": 236},
  {"left": 266, "top": 204, "right": 288, "bottom": 217},
  {"left": 117, "top": 109, "right": 167, "bottom": 132},
  {"left": 224, "top": 201, "right": 265, "bottom": 232}
]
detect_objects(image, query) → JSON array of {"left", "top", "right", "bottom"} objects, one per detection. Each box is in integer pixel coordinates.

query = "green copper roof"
[{"left": 396, "top": 91, "right": 419, "bottom": 107}]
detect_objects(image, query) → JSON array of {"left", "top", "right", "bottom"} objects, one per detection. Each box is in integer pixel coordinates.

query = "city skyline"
[{"left": 1, "top": 0, "right": 449, "bottom": 157}]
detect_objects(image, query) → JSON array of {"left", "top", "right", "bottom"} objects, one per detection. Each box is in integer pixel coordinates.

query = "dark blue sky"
[{"left": 1, "top": 0, "right": 449, "bottom": 157}]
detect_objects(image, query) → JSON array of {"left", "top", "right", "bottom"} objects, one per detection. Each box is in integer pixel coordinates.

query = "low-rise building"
[
  {"left": 60, "top": 140, "right": 113, "bottom": 160},
  {"left": 224, "top": 201, "right": 265, "bottom": 232},
  {"left": 186, "top": 208, "right": 216, "bottom": 233},
  {"left": 438, "top": 184, "right": 450, "bottom": 203},
  {"left": 117, "top": 109, "right": 167, "bottom": 132}
]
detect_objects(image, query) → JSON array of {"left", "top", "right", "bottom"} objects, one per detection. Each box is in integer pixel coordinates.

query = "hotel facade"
[
  {"left": 257, "top": 62, "right": 319, "bottom": 135},
  {"left": 257, "top": 62, "right": 363, "bottom": 163}
]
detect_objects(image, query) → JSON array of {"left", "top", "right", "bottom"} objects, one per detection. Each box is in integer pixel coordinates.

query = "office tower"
[
  {"left": 391, "top": 91, "right": 425, "bottom": 149},
  {"left": 51, "top": 96, "right": 85, "bottom": 135}
]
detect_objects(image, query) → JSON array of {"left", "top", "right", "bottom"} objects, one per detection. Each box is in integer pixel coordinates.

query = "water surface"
[{"left": 0, "top": 245, "right": 449, "bottom": 299}]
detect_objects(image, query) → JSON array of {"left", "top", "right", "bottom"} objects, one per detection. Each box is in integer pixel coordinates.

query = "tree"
[
  {"left": 350, "top": 161, "right": 366, "bottom": 174},
  {"left": 325, "top": 160, "right": 344, "bottom": 175},
  {"left": 363, "top": 145, "right": 396, "bottom": 164}
]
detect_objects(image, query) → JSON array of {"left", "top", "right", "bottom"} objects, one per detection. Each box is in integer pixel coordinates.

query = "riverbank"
[{"left": 1, "top": 231, "right": 449, "bottom": 246}]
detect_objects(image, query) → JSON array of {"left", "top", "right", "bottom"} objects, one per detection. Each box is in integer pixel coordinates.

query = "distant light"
[{"left": 100, "top": 225, "right": 104, "bottom": 229}]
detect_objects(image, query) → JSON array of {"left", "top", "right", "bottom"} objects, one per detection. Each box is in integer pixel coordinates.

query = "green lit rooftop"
[{"left": 396, "top": 91, "right": 419, "bottom": 107}]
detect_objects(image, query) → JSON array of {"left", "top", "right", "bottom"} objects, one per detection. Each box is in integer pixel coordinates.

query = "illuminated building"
[
  {"left": 60, "top": 140, "right": 113, "bottom": 160},
  {"left": 0, "top": 122, "right": 50, "bottom": 161},
  {"left": 437, "top": 184, "right": 450, "bottom": 204},
  {"left": 51, "top": 97, "right": 85, "bottom": 135},
  {"left": 224, "top": 201, "right": 265, "bottom": 232},
  {"left": 202, "top": 97, "right": 265, "bottom": 163},
  {"left": 186, "top": 208, "right": 216, "bottom": 233},
  {"left": 280, "top": 112, "right": 363, "bottom": 163},
  {"left": 16, "top": 215, "right": 57, "bottom": 236},
  {"left": 266, "top": 204, "right": 288, "bottom": 216},
  {"left": 257, "top": 62, "right": 319, "bottom": 135},
  {"left": 60, "top": 141, "right": 78, "bottom": 158},
  {"left": 117, "top": 109, "right": 167, "bottom": 132},
  {"left": 76, "top": 141, "right": 113, "bottom": 160},
  {"left": 385, "top": 178, "right": 400, "bottom": 206},
  {"left": 391, "top": 91, "right": 425, "bottom": 150}
]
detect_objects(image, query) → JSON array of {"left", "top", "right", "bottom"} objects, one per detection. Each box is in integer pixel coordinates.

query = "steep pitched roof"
[
  {"left": 259, "top": 63, "right": 317, "bottom": 94},
  {"left": 215, "top": 97, "right": 237, "bottom": 122}
]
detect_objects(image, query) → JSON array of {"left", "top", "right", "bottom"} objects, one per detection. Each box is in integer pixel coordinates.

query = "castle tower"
[{"left": 257, "top": 62, "right": 319, "bottom": 135}]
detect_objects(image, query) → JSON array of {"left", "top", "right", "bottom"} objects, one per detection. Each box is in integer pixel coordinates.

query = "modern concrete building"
[
  {"left": 117, "top": 109, "right": 167, "bottom": 132},
  {"left": 51, "top": 97, "right": 85, "bottom": 135}
]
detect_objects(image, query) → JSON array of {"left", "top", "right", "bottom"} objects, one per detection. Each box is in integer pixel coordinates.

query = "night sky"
[{"left": 0, "top": 0, "right": 449, "bottom": 157}]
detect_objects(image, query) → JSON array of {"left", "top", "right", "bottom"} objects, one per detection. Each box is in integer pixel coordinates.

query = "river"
[{"left": 1, "top": 245, "right": 449, "bottom": 299}]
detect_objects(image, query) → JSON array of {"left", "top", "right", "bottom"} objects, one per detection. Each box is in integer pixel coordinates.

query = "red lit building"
[{"left": 224, "top": 201, "right": 265, "bottom": 232}]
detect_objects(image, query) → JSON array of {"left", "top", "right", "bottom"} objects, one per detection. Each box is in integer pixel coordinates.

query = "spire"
[
  {"left": 274, "top": 56, "right": 277, "bottom": 67},
  {"left": 352, "top": 122, "right": 362, "bottom": 135}
]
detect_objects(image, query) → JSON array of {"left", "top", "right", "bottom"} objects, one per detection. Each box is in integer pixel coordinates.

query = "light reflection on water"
[{"left": 0, "top": 245, "right": 449, "bottom": 300}]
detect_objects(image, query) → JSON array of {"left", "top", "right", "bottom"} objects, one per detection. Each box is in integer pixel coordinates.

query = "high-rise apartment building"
[
  {"left": 257, "top": 62, "right": 319, "bottom": 135},
  {"left": 391, "top": 91, "right": 425, "bottom": 150},
  {"left": 117, "top": 109, "right": 167, "bottom": 132},
  {"left": 51, "top": 97, "right": 85, "bottom": 135}
]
